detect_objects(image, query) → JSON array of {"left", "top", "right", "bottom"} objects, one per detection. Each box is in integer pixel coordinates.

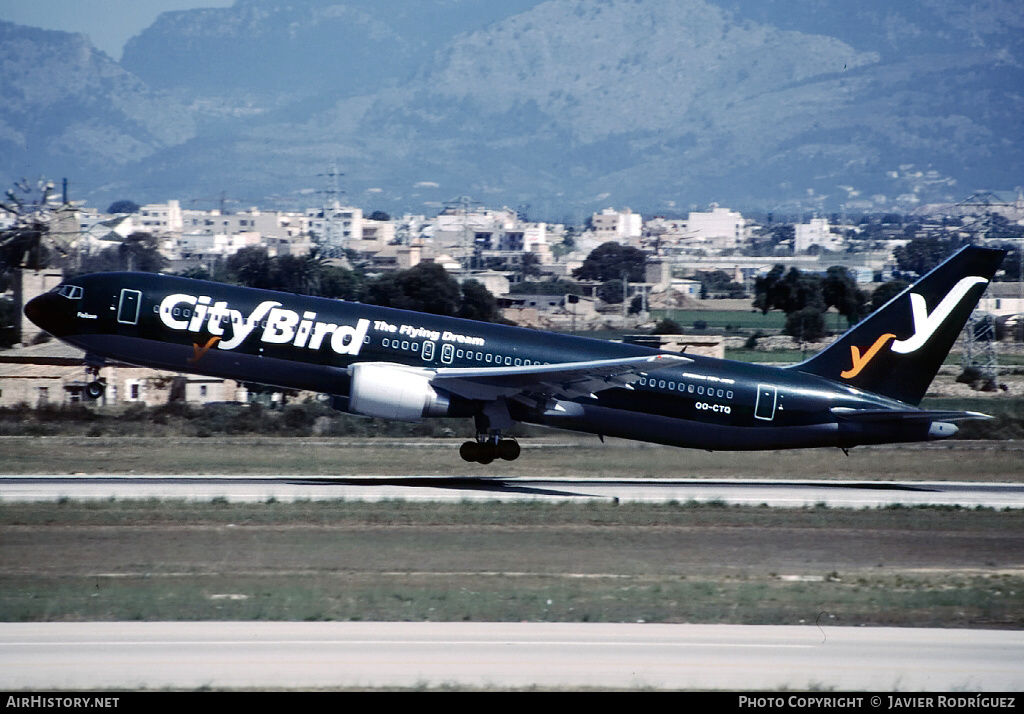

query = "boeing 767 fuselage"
[{"left": 24, "top": 245, "right": 1006, "bottom": 463}]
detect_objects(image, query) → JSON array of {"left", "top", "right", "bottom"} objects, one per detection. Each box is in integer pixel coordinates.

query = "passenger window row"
[
  {"left": 379, "top": 338, "right": 547, "bottom": 367},
  {"left": 637, "top": 376, "right": 733, "bottom": 399}
]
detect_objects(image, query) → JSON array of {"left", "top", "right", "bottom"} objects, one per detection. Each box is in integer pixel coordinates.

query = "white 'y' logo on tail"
[{"left": 890, "top": 276, "right": 988, "bottom": 354}]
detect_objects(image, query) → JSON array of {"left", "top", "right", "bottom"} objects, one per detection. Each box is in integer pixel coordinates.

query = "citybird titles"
[{"left": 158, "top": 292, "right": 486, "bottom": 357}]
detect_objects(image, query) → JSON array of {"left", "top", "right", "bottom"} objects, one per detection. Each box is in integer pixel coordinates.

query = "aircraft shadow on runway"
[
  {"left": 285, "top": 476, "right": 591, "bottom": 498},
  {"left": 282, "top": 476, "right": 939, "bottom": 499}
]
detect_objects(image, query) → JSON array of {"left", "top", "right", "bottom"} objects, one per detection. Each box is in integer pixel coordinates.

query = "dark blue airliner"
[{"left": 24, "top": 245, "right": 1005, "bottom": 463}]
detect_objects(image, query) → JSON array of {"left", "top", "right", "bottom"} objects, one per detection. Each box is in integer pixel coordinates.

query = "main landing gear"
[
  {"left": 459, "top": 435, "right": 521, "bottom": 464},
  {"left": 460, "top": 401, "right": 521, "bottom": 463}
]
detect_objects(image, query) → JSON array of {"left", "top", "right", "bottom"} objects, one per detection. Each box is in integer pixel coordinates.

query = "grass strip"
[{"left": 3, "top": 500, "right": 1022, "bottom": 627}]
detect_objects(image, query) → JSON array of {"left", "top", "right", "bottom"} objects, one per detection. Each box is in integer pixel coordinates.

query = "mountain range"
[{"left": 1, "top": 0, "right": 1022, "bottom": 221}]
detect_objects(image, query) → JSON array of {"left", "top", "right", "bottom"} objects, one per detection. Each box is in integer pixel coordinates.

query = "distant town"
[{"left": 2, "top": 184, "right": 1022, "bottom": 409}]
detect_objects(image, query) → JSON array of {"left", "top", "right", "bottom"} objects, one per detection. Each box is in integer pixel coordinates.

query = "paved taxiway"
[
  {"left": 3, "top": 474, "right": 1024, "bottom": 508},
  {"left": 5, "top": 473, "right": 1021, "bottom": 692},
  {"left": 3, "top": 621, "right": 1022, "bottom": 691}
]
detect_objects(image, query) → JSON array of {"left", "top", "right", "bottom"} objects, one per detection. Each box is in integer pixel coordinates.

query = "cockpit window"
[{"left": 55, "top": 285, "right": 83, "bottom": 299}]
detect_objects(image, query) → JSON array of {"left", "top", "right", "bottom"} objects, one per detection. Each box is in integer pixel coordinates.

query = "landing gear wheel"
[
  {"left": 83, "top": 359, "right": 106, "bottom": 401},
  {"left": 496, "top": 438, "right": 520, "bottom": 461},
  {"left": 460, "top": 437, "right": 520, "bottom": 463},
  {"left": 459, "top": 440, "right": 500, "bottom": 464},
  {"left": 475, "top": 443, "right": 496, "bottom": 464},
  {"left": 459, "top": 441, "right": 479, "bottom": 463}
]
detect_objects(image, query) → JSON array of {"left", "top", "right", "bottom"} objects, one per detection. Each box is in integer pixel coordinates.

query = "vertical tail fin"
[{"left": 791, "top": 245, "right": 1006, "bottom": 405}]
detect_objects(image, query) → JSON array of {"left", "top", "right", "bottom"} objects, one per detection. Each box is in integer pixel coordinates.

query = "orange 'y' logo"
[
  {"left": 840, "top": 333, "right": 896, "bottom": 379},
  {"left": 188, "top": 336, "right": 221, "bottom": 364}
]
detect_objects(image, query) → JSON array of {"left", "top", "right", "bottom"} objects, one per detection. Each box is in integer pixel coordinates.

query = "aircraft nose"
[{"left": 24, "top": 292, "right": 72, "bottom": 337}]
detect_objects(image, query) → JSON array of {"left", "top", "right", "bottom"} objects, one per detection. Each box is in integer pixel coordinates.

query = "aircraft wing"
[
  {"left": 830, "top": 407, "right": 991, "bottom": 422},
  {"left": 418, "top": 353, "right": 690, "bottom": 402}
]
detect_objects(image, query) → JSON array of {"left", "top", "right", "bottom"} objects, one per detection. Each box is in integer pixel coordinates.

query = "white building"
[
  {"left": 173, "top": 231, "right": 264, "bottom": 258},
  {"left": 137, "top": 200, "right": 183, "bottom": 234},
  {"left": 181, "top": 207, "right": 307, "bottom": 243},
  {"left": 685, "top": 205, "right": 750, "bottom": 251},
  {"left": 795, "top": 217, "right": 842, "bottom": 253},
  {"left": 395, "top": 214, "right": 433, "bottom": 245},
  {"left": 355, "top": 218, "right": 396, "bottom": 253},
  {"left": 979, "top": 283, "right": 1024, "bottom": 318},
  {"left": 435, "top": 206, "right": 516, "bottom": 236},
  {"left": 590, "top": 207, "right": 642, "bottom": 242},
  {"left": 306, "top": 203, "right": 363, "bottom": 251},
  {"left": 429, "top": 205, "right": 553, "bottom": 268}
]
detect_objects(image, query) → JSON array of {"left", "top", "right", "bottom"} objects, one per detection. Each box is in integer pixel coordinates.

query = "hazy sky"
[{"left": 0, "top": 1, "right": 234, "bottom": 59}]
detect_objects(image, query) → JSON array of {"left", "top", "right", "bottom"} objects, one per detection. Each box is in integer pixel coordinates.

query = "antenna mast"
[{"left": 317, "top": 162, "right": 346, "bottom": 257}]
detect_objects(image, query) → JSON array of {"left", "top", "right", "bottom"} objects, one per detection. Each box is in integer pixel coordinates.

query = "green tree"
[
  {"left": 364, "top": 263, "right": 462, "bottom": 317},
  {"left": 821, "top": 266, "right": 867, "bottom": 326},
  {"left": 515, "top": 252, "right": 545, "bottom": 281},
  {"left": 226, "top": 246, "right": 275, "bottom": 289},
  {"left": 754, "top": 265, "right": 824, "bottom": 315},
  {"left": 272, "top": 252, "right": 326, "bottom": 295},
  {"left": 869, "top": 280, "right": 910, "bottom": 312},
  {"left": 785, "top": 306, "right": 827, "bottom": 342},
  {"left": 319, "top": 265, "right": 363, "bottom": 301},
  {"left": 118, "top": 232, "right": 166, "bottom": 273},
  {"left": 573, "top": 242, "right": 646, "bottom": 282},
  {"left": 893, "top": 237, "right": 955, "bottom": 276},
  {"left": 551, "top": 230, "right": 577, "bottom": 260},
  {"left": 652, "top": 317, "right": 682, "bottom": 334},
  {"left": 696, "top": 269, "right": 746, "bottom": 298},
  {"left": 458, "top": 279, "right": 498, "bottom": 322},
  {"left": 754, "top": 265, "right": 829, "bottom": 342},
  {"left": 107, "top": 200, "right": 140, "bottom": 214},
  {"left": 68, "top": 232, "right": 165, "bottom": 276},
  {"left": 753, "top": 265, "right": 785, "bottom": 315},
  {"left": 628, "top": 294, "right": 644, "bottom": 315},
  {"left": 597, "top": 279, "right": 625, "bottom": 304}
]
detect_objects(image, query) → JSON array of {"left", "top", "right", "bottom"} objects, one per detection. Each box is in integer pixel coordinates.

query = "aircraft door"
[
  {"left": 440, "top": 343, "right": 454, "bottom": 364},
  {"left": 754, "top": 384, "right": 777, "bottom": 421},
  {"left": 117, "top": 289, "right": 142, "bottom": 325},
  {"left": 422, "top": 340, "right": 435, "bottom": 362}
]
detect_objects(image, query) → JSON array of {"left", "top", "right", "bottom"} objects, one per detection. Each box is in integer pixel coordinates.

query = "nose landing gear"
[
  {"left": 85, "top": 380, "right": 106, "bottom": 400},
  {"left": 84, "top": 358, "right": 106, "bottom": 400}
]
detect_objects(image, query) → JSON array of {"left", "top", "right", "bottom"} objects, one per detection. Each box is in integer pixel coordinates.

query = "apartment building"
[
  {"left": 794, "top": 217, "right": 843, "bottom": 253},
  {"left": 0, "top": 340, "right": 245, "bottom": 408},
  {"left": 684, "top": 204, "right": 750, "bottom": 250},
  {"left": 137, "top": 200, "right": 184, "bottom": 233},
  {"left": 590, "top": 207, "right": 642, "bottom": 242},
  {"left": 182, "top": 207, "right": 307, "bottom": 242},
  {"left": 306, "top": 202, "right": 363, "bottom": 250}
]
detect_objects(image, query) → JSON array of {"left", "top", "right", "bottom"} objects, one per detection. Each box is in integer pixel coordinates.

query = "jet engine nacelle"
[{"left": 347, "top": 363, "right": 455, "bottom": 422}]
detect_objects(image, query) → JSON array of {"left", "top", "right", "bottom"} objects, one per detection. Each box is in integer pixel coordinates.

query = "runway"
[
  {"left": 3, "top": 621, "right": 1023, "bottom": 691},
  {"left": 5, "top": 474, "right": 1022, "bottom": 692},
  {"left": 3, "top": 474, "right": 1024, "bottom": 508}
]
